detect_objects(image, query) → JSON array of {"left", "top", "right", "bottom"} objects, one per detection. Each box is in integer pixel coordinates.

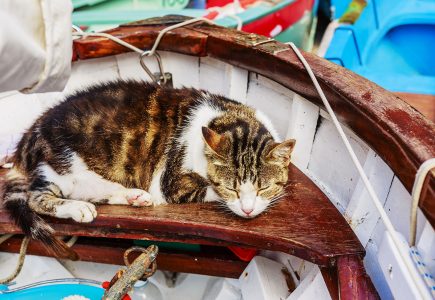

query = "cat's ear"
[
  {"left": 266, "top": 139, "right": 296, "bottom": 166},
  {"left": 202, "top": 127, "right": 228, "bottom": 159}
]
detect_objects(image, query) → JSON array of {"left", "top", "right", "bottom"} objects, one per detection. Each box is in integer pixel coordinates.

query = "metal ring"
[
  {"left": 123, "top": 246, "right": 158, "bottom": 279},
  {"left": 123, "top": 246, "right": 158, "bottom": 266},
  {"left": 139, "top": 51, "right": 167, "bottom": 85}
]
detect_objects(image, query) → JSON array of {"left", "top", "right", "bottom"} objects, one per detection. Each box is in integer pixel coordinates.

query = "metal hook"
[{"left": 139, "top": 51, "right": 171, "bottom": 86}]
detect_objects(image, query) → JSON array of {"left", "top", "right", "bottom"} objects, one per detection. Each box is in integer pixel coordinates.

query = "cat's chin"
[{"left": 233, "top": 210, "right": 263, "bottom": 219}]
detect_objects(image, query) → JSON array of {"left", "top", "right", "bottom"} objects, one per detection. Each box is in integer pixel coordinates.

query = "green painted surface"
[
  {"left": 74, "top": 0, "right": 190, "bottom": 11},
  {"left": 274, "top": 11, "right": 317, "bottom": 51},
  {"left": 72, "top": 0, "right": 316, "bottom": 49},
  {"left": 72, "top": 0, "right": 109, "bottom": 9},
  {"left": 73, "top": 0, "right": 296, "bottom": 30}
]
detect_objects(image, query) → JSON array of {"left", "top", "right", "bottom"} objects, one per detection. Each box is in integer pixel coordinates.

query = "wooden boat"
[
  {"left": 321, "top": 0, "right": 435, "bottom": 122},
  {"left": 0, "top": 16, "right": 434, "bottom": 299},
  {"left": 72, "top": 0, "right": 318, "bottom": 50}
]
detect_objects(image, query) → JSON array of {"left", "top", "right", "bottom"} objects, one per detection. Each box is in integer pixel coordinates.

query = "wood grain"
[
  {"left": 0, "top": 236, "right": 247, "bottom": 278},
  {"left": 321, "top": 267, "right": 339, "bottom": 300},
  {"left": 394, "top": 92, "right": 435, "bottom": 123},
  {"left": 73, "top": 25, "right": 208, "bottom": 60},
  {"left": 0, "top": 164, "right": 364, "bottom": 266},
  {"left": 337, "top": 255, "right": 380, "bottom": 300},
  {"left": 71, "top": 19, "right": 435, "bottom": 226}
]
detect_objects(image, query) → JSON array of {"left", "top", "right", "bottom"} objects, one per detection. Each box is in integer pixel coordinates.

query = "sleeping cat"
[{"left": 2, "top": 81, "right": 295, "bottom": 259}]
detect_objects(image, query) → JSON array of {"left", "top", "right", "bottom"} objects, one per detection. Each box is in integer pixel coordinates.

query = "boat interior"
[{"left": 0, "top": 15, "right": 434, "bottom": 300}]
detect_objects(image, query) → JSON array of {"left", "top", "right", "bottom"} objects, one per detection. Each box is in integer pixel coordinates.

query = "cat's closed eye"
[
  {"left": 225, "top": 187, "right": 239, "bottom": 197},
  {"left": 258, "top": 185, "right": 270, "bottom": 192}
]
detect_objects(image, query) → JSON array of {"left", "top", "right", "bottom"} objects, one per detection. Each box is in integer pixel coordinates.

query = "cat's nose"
[{"left": 242, "top": 208, "right": 254, "bottom": 215}]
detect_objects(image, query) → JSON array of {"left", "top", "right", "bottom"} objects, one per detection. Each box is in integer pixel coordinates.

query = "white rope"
[
  {"left": 66, "top": 236, "right": 79, "bottom": 248},
  {"left": 410, "top": 158, "right": 435, "bottom": 246},
  {"left": 71, "top": 24, "right": 84, "bottom": 34},
  {"left": 0, "top": 233, "right": 14, "bottom": 245},
  {"left": 207, "top": 6, "right": 243, "bottom": 30},
  {"left": 72, "top": 31, "right": 145, "bottom": 54},
  {"left": 72, "top": 17, "right": 214, "bottom": 58},
  {"left": 287, "top": 42, "right": 431, "bottom": 299}
]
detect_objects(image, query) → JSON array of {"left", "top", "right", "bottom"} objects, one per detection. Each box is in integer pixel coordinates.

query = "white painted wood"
[
  {"left": 416, "top": 221, "right": 435, "bottom": 276},
  {"left": 199, "top": 57, "right": 248, "bottom": 102},
  {"left": 202, "top": 278, "right": 241, "bottom": 300},
  {"left": 307, "top": 116, "right": 369, "bottom": 211},
  {"left": 377, "top": 231, "right": 433, "bottom": 300},
  {"left": 345, "top": 150, "right": 394, "bottom": 245},
  {"left": 246, "top": 73, "right": 293, "bottom": 139},
  {"left": 261, "top": 250, "right": 316, "bottom": 284},
  {"left": 65, "top": 56, "right": 120, "bottom": 93},
  {"left": 287, "top": 266, "right": 331, "bottom": 300},
  {"left": 371, "top": 177, "right": 426, "bottom": 246},
  {"left": 199, "top": 57, "right": 230, "bottom": 95},
  {"left": 116, "top": 52, "right": 158, "bottom": 82},
  {"left": 0, "top": 254, "right": 72, "bottom": 288},
  {"left": 239, "top": 256, "right": 291, "bottom": 300},
  {"left": 286, "top": 94, "right": 319, "bottom": 170},
  {"left": 364, "top": 240, "right": 394, "bottom": 300},
  {"left": 159, "top": 51, "right": 200, "bottom": 88},
  {"left": 226, "top": 66, "right": 248, "bottom": 102}
]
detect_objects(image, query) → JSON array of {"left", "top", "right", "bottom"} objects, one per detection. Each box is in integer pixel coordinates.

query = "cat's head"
[{"left": 202, "top": 126, "right": 295, "bottom": 218}]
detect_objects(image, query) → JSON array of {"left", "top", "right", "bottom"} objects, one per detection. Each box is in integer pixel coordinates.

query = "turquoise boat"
[{"left": 72, "top": 0, "right": 319, "bottom": 50}]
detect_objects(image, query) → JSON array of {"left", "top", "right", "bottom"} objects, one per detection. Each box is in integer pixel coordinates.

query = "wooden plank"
[
  {"left": 199, "top": 57, "right": 231, "bottom": 95},
  {"left": 0, "top": 165, "right": 364, "bottom": 266},
  {"left": 73, "top": 25, "right": 208, "bottom": 60},
  {"left": 0, "top": 237, "right": 248, "bottom": 279},
  {"left": 64, "top": 56, "right": 121, "bottom": 93},
  {"left": 320, "top": 267, "right": 339, "bottom": 300},
  {"left": 286, "top": 94, "right": 319, "bottom": 170},
  {"left": 345, "top": 149, "right": 394, "bottom": 246},
  {"left": 246, "top": 73, "right": 294, "bottom": 139},
  {"left": 337, "top": 255, "right": 380, "bottom": 300},
  {"left": 371, "top": 177, "right": 427, "bottom": 246},
  {"left": 307, "top": 116, "right": 369, "bottom": 212}
]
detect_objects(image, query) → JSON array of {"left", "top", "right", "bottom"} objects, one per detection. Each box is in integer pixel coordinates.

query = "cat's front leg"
[{"left": 162, "top": 171, "right": 209, "bottom": 204}]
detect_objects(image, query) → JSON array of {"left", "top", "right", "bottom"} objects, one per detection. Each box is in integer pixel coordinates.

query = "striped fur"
[{"left": 2, "top": 80, "right": 295, "bottom": 258}]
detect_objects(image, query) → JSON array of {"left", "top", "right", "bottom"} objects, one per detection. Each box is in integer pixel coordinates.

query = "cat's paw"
[
  {"left": 126, "top": 189, "right": 152, "bottom": 207},
  {"left": 108, "top": 189, "right": 152, "bottom": 207},
  {"left": 56, "top": 201, "right": 97, "bottom": 223}
]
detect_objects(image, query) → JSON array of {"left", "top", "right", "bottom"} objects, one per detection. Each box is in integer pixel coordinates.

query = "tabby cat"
[{"left": 2, "top": 81, "right": 295, "bottom": 259}]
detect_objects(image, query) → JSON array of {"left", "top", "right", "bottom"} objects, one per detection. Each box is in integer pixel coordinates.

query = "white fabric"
[
  {"left": 0, "top": 0, "right": 72, "bottom": 93},
  {"left": 0, "top": 91, "right": 62, "bottom": 165}
]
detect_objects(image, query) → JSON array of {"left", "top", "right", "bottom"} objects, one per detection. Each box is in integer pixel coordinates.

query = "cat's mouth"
[{"left": 224, "top": 198, "right": 268, "bottom": 219}]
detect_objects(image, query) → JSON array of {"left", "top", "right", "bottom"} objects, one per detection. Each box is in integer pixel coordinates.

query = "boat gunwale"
[{"left": 72, "top": 20, "right": 435, "bottom": 226}]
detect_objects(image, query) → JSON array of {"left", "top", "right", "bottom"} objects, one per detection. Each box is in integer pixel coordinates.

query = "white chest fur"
[{"left": 178, "top": 102, "right": 222, "bottom": 178}]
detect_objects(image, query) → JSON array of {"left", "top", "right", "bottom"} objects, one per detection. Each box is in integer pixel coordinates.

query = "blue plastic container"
[
  {"left": 0, "top": 279, "right": 104, "bottom": 300},
  {"left": 326, "top": 0, "right": 435, "bottom": 95}
]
